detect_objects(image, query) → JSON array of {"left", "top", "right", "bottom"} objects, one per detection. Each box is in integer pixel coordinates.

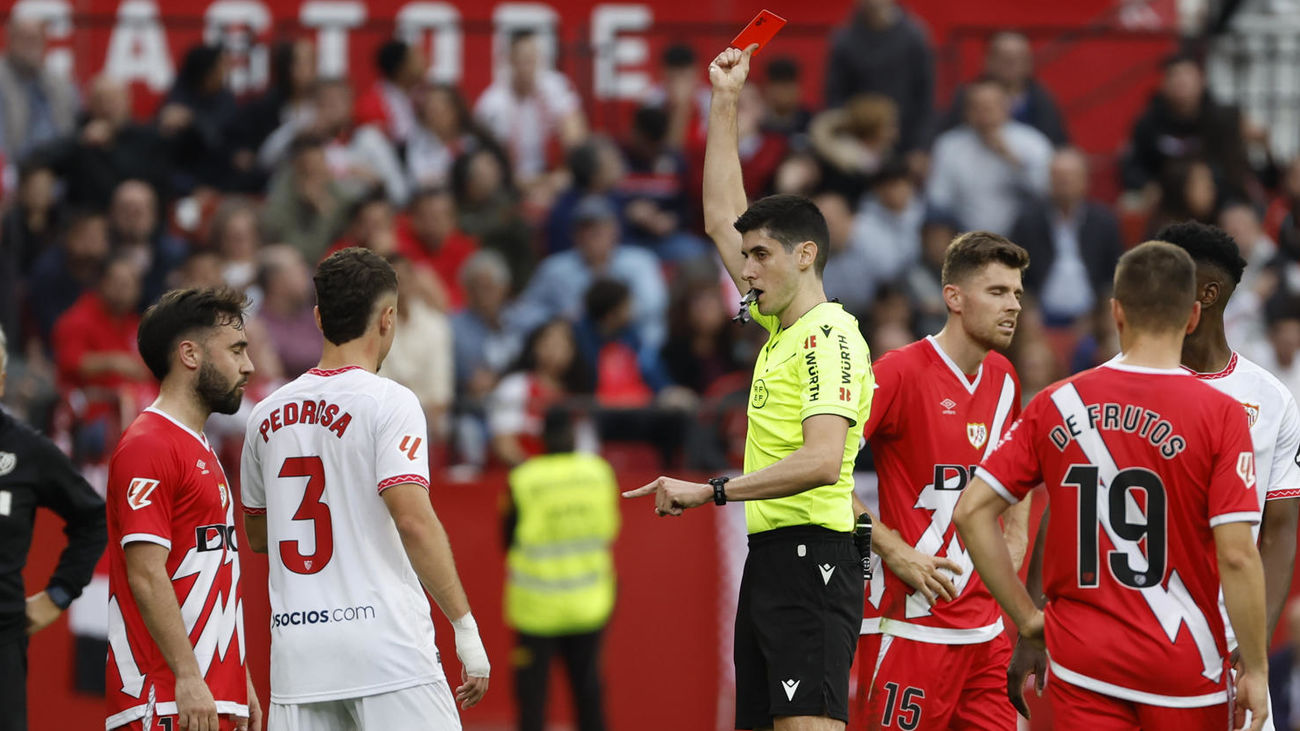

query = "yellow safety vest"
[{"left": 505, "top": 452, "right": 620, "bottom": 636}]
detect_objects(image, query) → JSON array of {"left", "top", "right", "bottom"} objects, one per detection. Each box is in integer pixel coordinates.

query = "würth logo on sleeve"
[
  {"left": 126, "top": 478, "right": 161, "bottom": 510},
  {"left": 1237, "top": 452, "right": 1257, "bottom": 489},
  {"left": 399, "top": 436, "right": 423, "bottom": 461}
]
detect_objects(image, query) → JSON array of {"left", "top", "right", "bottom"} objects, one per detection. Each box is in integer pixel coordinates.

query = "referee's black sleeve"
[{"left": 35, "top": 441, "right": 106, "bottom": 602}]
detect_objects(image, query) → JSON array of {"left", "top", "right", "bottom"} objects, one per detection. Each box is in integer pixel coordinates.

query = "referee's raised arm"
[{"left": 702, "top": 44, "right": 758, "bottom": 291}]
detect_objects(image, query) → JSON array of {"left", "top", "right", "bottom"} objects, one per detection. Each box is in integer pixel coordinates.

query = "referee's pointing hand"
[{"left": 623, "top": 477, "right": 712, "bottom": 517}]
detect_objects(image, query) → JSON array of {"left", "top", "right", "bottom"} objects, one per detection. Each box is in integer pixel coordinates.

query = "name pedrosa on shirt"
[
  {"left": 258, "top": 399, "right": 354, "bottom": 442},
  {"left": 1048, "top": 402, "right": 1187, "bottom": 460}
]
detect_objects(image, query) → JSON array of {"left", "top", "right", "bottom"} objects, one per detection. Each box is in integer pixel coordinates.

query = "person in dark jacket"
[
  {"left": 1011, "top": 147, "right": 1123, "bottom": 326},
  {"left": 0, "top": 324, "right": 108, "bottom": 731},
  {"left": 157, "top": 44, "right": 242, "bottom": 192},
  {"left": 823, "top": 0, "right": 934, "bottom": 153},
  {"left": 937, "top": 31, "right": 1069, "bottom": 146},
  {"left": 1268, "top": 598, "right": 1300, "bottom": 731},
  {"left": 1121, "top": 51, "right": 1250, "bottom": 200}
]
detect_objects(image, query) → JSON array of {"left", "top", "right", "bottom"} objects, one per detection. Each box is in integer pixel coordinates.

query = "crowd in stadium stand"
[{"left": 5, "top": 1, "right": 1300, "bottom": 480}]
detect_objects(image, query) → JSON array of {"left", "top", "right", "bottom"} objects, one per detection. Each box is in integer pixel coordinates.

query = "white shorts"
[{"left": 268, "top": 682, "right": 460, "bottom": 731}]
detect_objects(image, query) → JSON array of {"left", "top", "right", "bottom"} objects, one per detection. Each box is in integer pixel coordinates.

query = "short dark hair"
[
  {"left": 662, "top": 43, "right": 695, "bottom": 69},
  {"left": 409, "top": 185, "right": 452, "bottom": 210},
  {"left": 289, "top": 133, "right": 326, "bottom": 160},
  {"left": 733, "top": 194, "right": 831, "bottom": 276},
  {"left": 1113, "top": 241, "right": 1197, "bottom": 332},
  {"left": 1154, "top": 220, "right": 1247, "bottom": 285},
  {"left": 509, "top": 29, "right": 537, "bottom": 50},
  {"left": 585, "top": 278, "right": 630, "bottom": 323},
  {"left": 376, "top": 40, "right": 409, "bottom": 79},
  {"left": 940, "top": 231, "right": 1030, "bottom": 286},
  {"left": 632, "top": 105, "right": 668, "bottom": 143},
  {"left": 766, "top": 56, "right": 800, "bottom": 82},
  {"left": 313, "top": 248, "right": 398, "bottom": 345},
  {"left": 137, "top": 288, "right": 248, "bottom": 381},
  {"left": 541, "top": 406, "right": 576, "bottom": 454}
]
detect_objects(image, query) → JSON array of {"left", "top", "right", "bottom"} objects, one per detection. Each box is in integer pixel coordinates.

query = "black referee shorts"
[{"left": 734, "top": 525, "right": 863, "bottom": 730}]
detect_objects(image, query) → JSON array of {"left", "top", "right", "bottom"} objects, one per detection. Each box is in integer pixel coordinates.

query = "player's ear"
[
  {"left": 942, "top": 283, "right": 962, "bottom": 314},
  {"left": 1110, "top": 297, "right": 1125, "bottom": 335},
  {"left": 798, "top": 240, "right": 816, "bottom": 271},
  {"left": 313, "top": 306, "right": 323, "bottom": 334},
  {"left": 1200, "top": 280, "right": 1220, "bottom": 309},
  {"left": 1186, "top": 300, "right": 1202, "bottom": 334},
  {"left": 177, "top": 339, "right": 201, "bottom": 371}
]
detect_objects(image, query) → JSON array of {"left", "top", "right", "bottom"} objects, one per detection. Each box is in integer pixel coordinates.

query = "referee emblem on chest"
[
  {"left": 966, "top": 423, "right": 988, "bottom": 450},
  {"left": 0, "top": 452, "right": 14, "bottom": 476},
  {"left": 751, "top": 379, "right": 769, "bottom": 408}
]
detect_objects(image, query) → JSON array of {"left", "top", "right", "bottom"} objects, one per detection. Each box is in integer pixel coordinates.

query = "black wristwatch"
[
  {"left": 46, "top": 584, "right": 73, "bottom": 610},
  {"left": 709, "top": 476, "right": 730, "bottom": 506}
]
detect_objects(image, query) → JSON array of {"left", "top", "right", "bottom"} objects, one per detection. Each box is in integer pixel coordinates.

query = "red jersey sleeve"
[
  {"left": 1207, "top": 397, "right": 1266, "bottom": 527},
  {"left": 110, "top": 439, "right": 179, "bottom": 549},
  {"left": 976, "top": 390, "right": 1046, "bottom": 504},
  {"left": 862, "top": 352, "right": 902, "bottom": 441}
]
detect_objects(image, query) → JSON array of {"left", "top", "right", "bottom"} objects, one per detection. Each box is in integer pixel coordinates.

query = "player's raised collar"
[{"left": 924, "top": 335, "right": 983, "bottom": 395}]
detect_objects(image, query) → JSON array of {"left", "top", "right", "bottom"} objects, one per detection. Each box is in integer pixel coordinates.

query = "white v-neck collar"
[
  {"left": 144, "top": 406, "right": 211, "bottom": 450},
  {"left": 925, "top": 335, "right": 983, "bottom": 395}
]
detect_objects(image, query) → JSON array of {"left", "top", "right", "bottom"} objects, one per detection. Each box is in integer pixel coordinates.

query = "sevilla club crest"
[
  {"left": 1240, "top": 402, "right": 1260, "bottom": 429},
  {"left": 967, "top": 422, "right": 988, "bottom": 450}
]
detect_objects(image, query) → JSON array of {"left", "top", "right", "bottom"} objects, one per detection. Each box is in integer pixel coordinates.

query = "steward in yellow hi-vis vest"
[{"left": 504, "top": 408, "right": 619, "bottom": 731}]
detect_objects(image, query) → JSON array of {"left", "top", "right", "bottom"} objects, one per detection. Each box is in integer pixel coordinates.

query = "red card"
[{"left": 730, "top": 10, "right": 787, "bottom": 57}]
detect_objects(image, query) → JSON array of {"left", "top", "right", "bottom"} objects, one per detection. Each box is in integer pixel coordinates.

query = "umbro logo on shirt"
[
  {"left": 196, "top": 459, "right": 210, "bottom": 475},
  {"left": 781, "top": 679, "right": 800, "bottom": 701},
  {"left": 819, "top": 563, "right": 835, "bottom": 585},
  {"left": 940, "top": 398, "right": 957, "bottom": 414}
]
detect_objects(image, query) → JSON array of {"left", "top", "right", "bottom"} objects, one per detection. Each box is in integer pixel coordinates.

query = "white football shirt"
[
  {"left": 1187, "top": 352, "right": 1300, "bottom": 647},
  {"left": 241, "top": 366, "right": 442, "bottom": 704}
]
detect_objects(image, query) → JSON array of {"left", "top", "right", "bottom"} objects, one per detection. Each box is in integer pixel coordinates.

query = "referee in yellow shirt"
[{"left": 623, "top": 45, "right": 873, "bottom": 731}]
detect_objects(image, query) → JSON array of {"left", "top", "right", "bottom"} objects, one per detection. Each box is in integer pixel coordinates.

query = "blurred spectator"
[
  {"left": 27, "top": 211, "right": 110, "bottom": 340},
  {"left": 1254, "top": 308, "right": 1300, "bottom": 400},
  {"left": 474, "top": 30, "right": 588, "bottom": 185},
  {"left": 1011, "top": 148, "right": 1122, "bottom": 326},
  {"left": 660, "top": 270, "right": 741, "bottom": 395},
  {"left": 620, "top": 108, "right": 706, "bottom": 261},
  {"left": 848, "top": 159, "right": 924, "bottom": 288},
  {"left": 1219, "top": 201, "right": 1276, "bottom": 357},
  {"left": 761, "top": 57, "right": 812, "bottom": 141},
  {"left": 51, "top": 254, "right": 149, "bottom": 442},
  {"left": 174, "top": 249, "right": 226, "bottom": 290},
  {"left": 379, "top": 255, "right": 454, "bottom": 443},
  {"left": 902, "top": 209, "right": 963, "bottom": 337},
  {"left": 406, "top": 83, "right": 494, "bottom": 188},
  {"left": 642, "top": 43, "right": 711, "bottom": 152},
  {"left": 546, "top": 137, "right": 627, "bottom": 255},
  {"left": 937, "top": 31, "right": 1069, "bottom": 146},
  {"left": 1121, "top": 51, "right": 1249, "bottom": 201},
  {"left": 253, "top": 245, "right": 322, "bottom": 378},
  {"left": 329, "top": 189, "right": 401, "bottom": 257},
  {"left": 1265, "top": 155, "right": 1300, "bottom": 242},
  {"left": 824, "top": 0, "right": 934, "bottom": 153},
  {"left": 398, "top": 187, "right": 478, "bottom": 308},
  {"left": 233, "top": 39, "right": 317, "bottom": 167},
  {"left": 262, "top": 78, "right": 408, "bottom": 205},
  {"left": 0, "top": 16, "right": 79, "bottom": 161},
  {"left": 158, "top": 44, "right": 242, "bottom": 192},
  {"left": 514, "top": 196, "right": 668, "bottom": 351},
  {"left": 106, "top": 180, "right": 188, "bottom": 306},
  {"left": 356, "top": 40, "right": 423, "bottom": 145},
  {"left": 1267, "top": 598, "right": 1300, "bottom": 731},
  {"left": 1017, "top": 337, "right": 1062, "bottom": 400},
  {"left": 451, "top": 251, "right": 524, "bottom": 466},
  {"left": 1145, "top": 157, "right": 1218, "bottom": 236},
  {"left": 1069, "top": 300, "right": 1122, "bottom": 374},
  {"left": 809, "top": 94, "right": 900, "bottom": 201},
  {"left": 32, "top": 75, "right": 169, "bottom": 210},
  {"left": 262, "top": 134, "right": 356, "bottom": 262},
  {"left": 688, "top": 85, "right": 786, "bottom": 202},
  {"left": 489, "top": 319, "right": 591, "bottom": 467},
  {"left": 928, "top": 79, "right": 1052, "bottom": 236},
  {"left": 206, "top": 197, "right": 262, "bottom": 294},
  {"left": 452, "top": 146, "right": 536, "bottom": 288},
  {"left": 0, "top": 163, "right": 58, "bottom": 342},
  {"left": 817, "top": 191, "right": 877, "bottom": 318},
  {"left": 771, "top": 152, "right": 824, "bottom": 198},
  {"left": 575, "top": 279, "right": 671, "bottom": 407}
]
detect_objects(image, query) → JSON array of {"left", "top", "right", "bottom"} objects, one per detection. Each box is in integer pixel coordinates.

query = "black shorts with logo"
[{"left": 734, "top": 525, "right": 864, "bottom": 729}]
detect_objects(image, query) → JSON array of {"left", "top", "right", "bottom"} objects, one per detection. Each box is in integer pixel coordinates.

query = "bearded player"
[
  {"left": 958, "top": 241, "right": 1268, "bottom": 730},
  {"left": 106, "top": 288, "right": 260, "bottom": 731},
  {"left": 854, "top": 231, "right": 1032, "bottom": 731}
]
